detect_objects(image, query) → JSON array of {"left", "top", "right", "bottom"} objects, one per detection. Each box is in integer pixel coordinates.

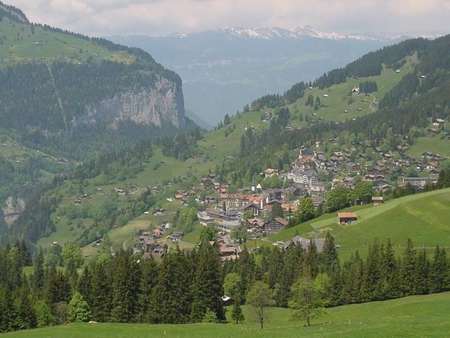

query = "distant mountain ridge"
[
  {"left": 111, "top": 27, "right": 436, "bottom": 125},
  {"left": 157, "top": 26, "right": 446, "bottom": 42}
]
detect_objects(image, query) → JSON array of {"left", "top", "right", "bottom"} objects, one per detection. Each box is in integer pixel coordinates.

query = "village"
[{"left": 131, "top": 117, "right": 447, "bottom": 263}]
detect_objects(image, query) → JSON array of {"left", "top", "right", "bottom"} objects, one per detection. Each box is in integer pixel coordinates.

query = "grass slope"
[
  {"left": 0, "top": 19, "right": 135, "bottom": 68},
  {"left": 268, "top": 188, "right": 450, "bottom": 260},
  {"left": 5, "top": 292, "right": 450, "bottom": 337}
]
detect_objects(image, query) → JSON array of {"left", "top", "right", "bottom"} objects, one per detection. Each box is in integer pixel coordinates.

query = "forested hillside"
[
  {"left": 0, "top": 2, "right": 192, "bottom": 228},
  {"left": 216, "top": 36, "right": 450, "bottom": 186}
]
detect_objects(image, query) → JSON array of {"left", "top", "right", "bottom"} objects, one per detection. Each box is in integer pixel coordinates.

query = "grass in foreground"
[{"left": 5, "top": 292, "right": 450, "bottom": 337}]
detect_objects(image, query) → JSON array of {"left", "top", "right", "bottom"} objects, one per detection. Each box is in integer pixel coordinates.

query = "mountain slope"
[
  {"left": 0, "top": 1, "right": 187, "bottom": 158},
  {"left": 108, "top": 29, "right": 402, "bottom": 125},
  {"left": 0, "top": 1, "right": 191, "bottom": 231}
]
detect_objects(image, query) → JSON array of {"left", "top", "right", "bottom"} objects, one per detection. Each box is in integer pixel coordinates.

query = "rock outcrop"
[{"left": 73, "top": 78, "right": 186, "bottom": 130}]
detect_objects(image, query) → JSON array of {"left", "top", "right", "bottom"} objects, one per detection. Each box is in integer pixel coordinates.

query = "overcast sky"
[{"left": 6, "top": 0, "right": 450, "bottom": 37}]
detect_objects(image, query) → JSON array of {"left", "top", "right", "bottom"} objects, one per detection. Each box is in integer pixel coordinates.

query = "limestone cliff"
[{"left": 72, "top": 77, "right": 186, "bottom": 131}]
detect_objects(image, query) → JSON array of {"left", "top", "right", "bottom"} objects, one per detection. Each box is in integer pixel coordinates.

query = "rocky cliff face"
[{"left": 72, "top": 77, "right": 186, "bottom": 131}]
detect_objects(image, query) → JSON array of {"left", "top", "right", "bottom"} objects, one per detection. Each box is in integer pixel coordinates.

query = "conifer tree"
[
  {"left": 231, "top": 298, "right": 245, "bottom": 324},
  {"left": 361, "top": 239, "right": 381, "bottom": 301},
  {"left": 90, "top": 260, "right": 112, "bottom": 322},
  {"left": 33, "top": 252, "right": 44, "bottom": 292},
  {"left": 151, "top": 248, "right": 194, "bottom": 324},
  {"left": 14, "top": 282, "right": 36, "bottom": 330},
  {"left": 0, "top": 286, "right": 14, "bottom": 332},
  {"left": 110, "top": 252, "right": 141, "bottom": 323},
  {"left": 379, "top": 239, "right": 401, "bottom": 299},
  {"left": 138, "top": 257, "right": 159, "bottom": 323},
  {"left": 191, "top": 242, "right": 225, "bottom": 322},
  {"left": 429, "top": 246, "right": 448, "bottom": 293},
  {"left": 415, "top": 248, "right": 429, "bottom": 295},
  {"left": 303, "top": 240, "right": 319, "bottom": 280},
  {"left": 321, "top": 232, "right": 338, "bottom": 273},
  {"left": 77, "top": 266, "right": 92, "bottom": 306},
  {"left": 401, "top": 239, "right": 417, "bottom": 296}
]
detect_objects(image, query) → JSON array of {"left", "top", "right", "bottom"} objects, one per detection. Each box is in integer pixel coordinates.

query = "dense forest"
[{"left": 0, "top": 234, "right": 449, "bottom": 333}]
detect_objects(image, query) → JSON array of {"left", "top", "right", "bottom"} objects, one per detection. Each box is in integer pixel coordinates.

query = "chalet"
[
  {"left": 243, "top": 203, "right": 262, "bottom": 216},
  {"left": 264, "top": 217, "right": 289, "bottom": 234},
  {"left": 168, "top": 232, "right": 184, "bottom": 242},
  {"left": 372, "top": 196, "right": 384, "bottom": 206},
  {"left": 433, "top": 118, "right": 445, "bottom": 127},
  {"left": 264, "top": 168, "right": 279, "bottom": 178},
  {"left": 338, "top": 212, "right": 357, "bottom": 224},
  {"left": 301, "top": 170, "right": 318, "bottom": 185},
  {"left": 247, "top": 218, "right": 264, "bottom": 230},
  {"left": 299, "top": 146, "right": 311, "bottom": 158},
  {"left": 219, "top": 243, "right": 241, "bottom": 261},
  {"left": 427, "top": 128, "right": 439, "bottom": 135}
]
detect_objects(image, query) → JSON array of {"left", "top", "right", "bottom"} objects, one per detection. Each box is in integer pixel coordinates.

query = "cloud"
[{"left": 6, "top": 0, "right": 450, "bottom": 37}]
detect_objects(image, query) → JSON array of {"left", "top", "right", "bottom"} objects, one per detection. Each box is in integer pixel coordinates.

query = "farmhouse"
[{"left": 338, "top": 212, "right": 357, "bottom": 224}]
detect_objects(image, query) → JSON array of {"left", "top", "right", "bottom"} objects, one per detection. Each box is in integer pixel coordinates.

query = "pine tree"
[
  {"left": 138, "top": 257, "right": 159, "bottom": 323},
  {"left": 321, "top": 233, "right": 338, "bottom": 273},
  {"left": 415, "top": 249, "right": 429, "bottom": 295},
  {"left": 379, "top": 239, "right": 400, "bottom": 299},
  {"left": 401, "top": 239, "right": 417, "bottom": 296},
  {"left": 77, "top": 266, "right": 92, "bottom": 306},
  {"left": 0, "top": 286, "right": 14, "bottom": 332},
  {"left": 429, "top": 246, "right": 448, "bottom": 293},
  {"left": 361, "top": 239, "right": 381, "bottom": 301},
  {"left": 231, "top": 298, "right": 245, "bottom": 324},
  {"left": 90, "top": 261, "right": 112, "bottom": 322},
  {"left": 191, "top": 242, "right": 225, "bottom": 322},
  {"left": 303, "top": 240, "right": 319, "bottom": 280},
  {"left": 110, "top": 252, "right": 141, "bottom": 323},
  {"left": 151, "top": 248, "right": 194, "bottom": 324},
  {"left": 14, "top": 283, "right": 37, "bottom": 330},
  {"left": 33, "top": 252, "right": 45, "bottom": 292}
]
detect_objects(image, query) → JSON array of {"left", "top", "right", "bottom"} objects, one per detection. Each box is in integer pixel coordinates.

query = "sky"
[{"left": 5, "top": 0, "right": 450, "bottom": 37}]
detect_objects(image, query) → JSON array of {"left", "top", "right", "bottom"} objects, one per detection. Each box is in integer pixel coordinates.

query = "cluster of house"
[{"left": 134, "top": 225, "right": 184, "bottom": 260}]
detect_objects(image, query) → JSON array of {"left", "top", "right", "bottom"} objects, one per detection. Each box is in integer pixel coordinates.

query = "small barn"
[
  {"left": 372, "top": 196, "right": 384, "bottom": 206},
  {"left": 338, "top": 212, "right": 357, "bottom": 224}
]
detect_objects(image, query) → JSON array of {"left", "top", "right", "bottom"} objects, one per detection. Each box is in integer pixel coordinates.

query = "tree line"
[{"left": 1, "top": 234, "right": 450, "bottom": 332}]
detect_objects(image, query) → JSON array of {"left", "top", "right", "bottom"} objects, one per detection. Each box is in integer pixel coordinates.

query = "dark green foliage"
[
  {"left": 150, "top": 248, "right": 194, "bottom": 324},
  {"left": 358, "top": 81, "right": 378, "bottom": 93},
  {"left": 90, "top": 261, "right": 112, "bottom": 322},
  {"left": 326, "top": 186, "right": 352, "bottom": 212},
  {"left": 428, "top": 246, "right": 449, "bottom": 293},
  {"left": 231, "top": 299, "right": 245, "bottom": 324},
  {"left": 190, "top": 242, "right": 225, "bottom": 322}
]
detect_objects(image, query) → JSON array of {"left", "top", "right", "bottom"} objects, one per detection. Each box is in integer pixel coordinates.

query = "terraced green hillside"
[{"left": 5, "top": 292, "right": 450, "bottom": 338}]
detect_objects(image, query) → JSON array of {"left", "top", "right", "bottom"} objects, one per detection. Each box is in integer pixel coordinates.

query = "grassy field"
[
  {"left": 0, "top": 19, "right": 135, "bottom": 68},
  {"left": 5, "top": 292, "right": 450, "bottom": 337},
  {"left": 406, "top": 134, "right": 450, "bottom": 161},
  {"left": 267, "top": 188, "right": 450, "bottom": 260}
]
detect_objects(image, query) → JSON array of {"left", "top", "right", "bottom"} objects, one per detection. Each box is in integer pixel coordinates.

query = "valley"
[{"left": 1, "top": 1, "right": 450, "bottom": 335}]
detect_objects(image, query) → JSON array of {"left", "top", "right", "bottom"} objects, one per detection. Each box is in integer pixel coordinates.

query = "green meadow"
[{"left": 5, "top": 292, "right": 450, "bottom": 338}]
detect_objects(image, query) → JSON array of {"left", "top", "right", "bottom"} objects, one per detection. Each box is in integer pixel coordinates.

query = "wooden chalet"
[{"left": 337, "top": 212, "right": 357, "bottom": 224}]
